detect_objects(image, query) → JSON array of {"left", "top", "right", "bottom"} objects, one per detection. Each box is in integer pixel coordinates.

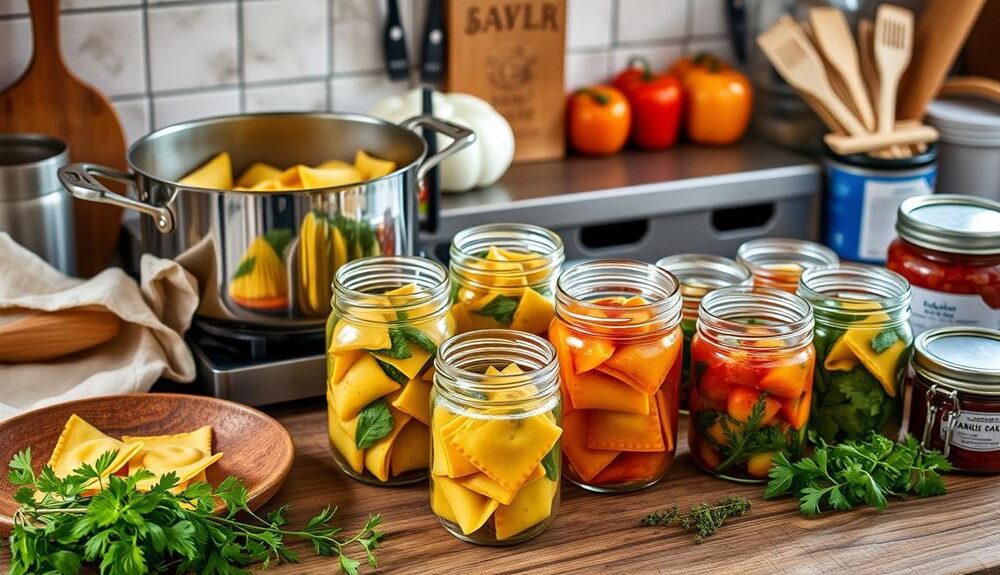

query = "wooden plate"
[{"left": 0, "top": 393, "right": 294, "bottom": 533}]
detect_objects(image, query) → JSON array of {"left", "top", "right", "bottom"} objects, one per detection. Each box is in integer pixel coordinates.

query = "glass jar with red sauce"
[
  {"left": 887, "top": 195, "right": 1000, "bottom": 334},
  {"left": 909, "top": 327, "right": 1000, "bottom": 473},
  {"left": 689, "top": 286, "right": 815, "bottom": 482},
  {"left": 737, "top": 238, "right": 839, "bottom": 293},
  {"left": 549, "top": 260, "right": 683, "bottom": 492}
]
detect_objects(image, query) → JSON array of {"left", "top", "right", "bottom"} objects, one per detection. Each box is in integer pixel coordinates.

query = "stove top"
[{"left": 186, "top": 322, "right": 326, "bottom": 406}]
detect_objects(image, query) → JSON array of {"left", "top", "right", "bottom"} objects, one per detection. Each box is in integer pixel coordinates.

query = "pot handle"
[
  {"left": 400, "top": 115, "right": 476, "bottom": 182},
  {"left": 58, "top": 163, "right": 175, "bottom": 233}
]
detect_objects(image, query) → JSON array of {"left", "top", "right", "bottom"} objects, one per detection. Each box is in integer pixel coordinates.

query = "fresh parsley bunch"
[
  {"left": 764, "top": 433, "right": 951, "bottom": 515},
  {"left": 5, "top": 449, "right": 383, "bottom": 575}
]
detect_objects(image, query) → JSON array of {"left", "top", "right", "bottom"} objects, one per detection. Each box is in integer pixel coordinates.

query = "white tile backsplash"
[
  {"left": 332, "top": 0, "right": 413, "bottom": 75},
  {"left": 243, "top": 0, "right": 328, "bottom": 83},
  {"left": 690, "top": 0, "right": 728, "bottom": 37},
  {"left": 153, "top": 89, "right": 240, "bottom": 129},
  {"left": 565, "top": 51, "right": 611, "bottom": 91},
  {"left": 330, "top": 73, "right": 407, "bottom": 114},
  {"left": 0, "top": 18, "right": 31, "bottom": 89},
  {"left": 612, "top": 43, "right": 684, "bottom": 73},
  {"left": 148, "top": 2, "right": 238, "bottom": 91},
  {"left": 686, "top": 37, "right": 735, "bottom": 64},
  {"left": 0, "top": 0, "right": 25, "bottom": 16},
  {"left": 112, "top": 96, "right": 151, "bottom": 144},
  {"left": 616, "top": 0, "right": 688, "bottom": 44},
  {"left": 567, "top": 0, "right": 613, "bottom": 50},
  {"left": 61, "top": 9, "right": 145, "bottom": 97},
  {"left": 245, "top": 80, "right": 327, "bottom": 112}
]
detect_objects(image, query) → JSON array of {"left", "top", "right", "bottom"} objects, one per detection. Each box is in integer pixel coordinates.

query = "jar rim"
[
  {"left": 555, "top": 259, "right": 682, "bottom": 335},
  {"left": 913, "top": 327, "right": 1000, "bottom": 393},
  {"left": 656, "top": 253, "right": 752, "bottom": 289},
  {"left": 736, "top": 238, "right": 839, "bottom": 279},
  {"left": 434, "top": 329, "right": 560, "bottom": 407},
  {"left": 698, "top": 286, "right": 814, "bottom": 348},
  {"left": 896, "top": 194, "right": 1000, "bottom": 255},
  {"left": 333, "top": 256, "right": 450, "bottom": 323},
  {"left": 798, "top": 264, "right": 911, "bottom": 327},
  {"left": 450, "top": 223, "right": 565, "bottom": 287}
]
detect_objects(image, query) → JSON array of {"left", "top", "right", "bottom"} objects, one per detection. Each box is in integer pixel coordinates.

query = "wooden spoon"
[
  {"left": 0, "top": 0, "right": 126, "bottom": 278},
  {"left": 0, "top": 307, "right": 121, "bottom": 363},
  {"left": 809, "top": 7, "right": 876, "bottom": 132}
]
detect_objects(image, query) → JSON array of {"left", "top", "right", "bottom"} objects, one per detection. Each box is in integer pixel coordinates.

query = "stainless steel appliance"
[
  {"left": 0, "top": 134, "right": 75, "bottom": 275},
  {"left": 58, "top": 112, "right": 473, "bottom": 331}
]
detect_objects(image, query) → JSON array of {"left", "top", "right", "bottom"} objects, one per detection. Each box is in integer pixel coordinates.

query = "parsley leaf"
[
  {"left": 541, "top": 447, "right": 559, "bottom": 481},
  {"left": 870, "top": 329, "right": 900, "bottom": 354},
  {"left": 371, "top": 329, "right": 411, "bottom": 359},
  {"left": 397, "top": 325, "right": 438, "bottom": 355},
  {"left": 473, "top": 294, "right": 520, "bottom": 326},
  {"left": 376, "top": 359, "right": 409, "bottom": 385},
  {"left": 355, "top": 399, "right": 395, "bottom": 449}
]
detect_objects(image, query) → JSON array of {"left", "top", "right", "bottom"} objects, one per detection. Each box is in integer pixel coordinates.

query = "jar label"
[
  {"left": 940, "top": 410, "right": 1000, "bottom": 452},
  {"left": 910, "top": 285, "right": 1000, "bottom": 333},
  {"left": 858, "top": 178, "right": 932, "bottom": 261}
]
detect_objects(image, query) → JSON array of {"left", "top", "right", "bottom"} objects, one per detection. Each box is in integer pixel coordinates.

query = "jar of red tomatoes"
[
  {"left": 909, "top": 327, "right": 1000, "bottom": 473},
  {"left": 689, "top": 286, "right": 815, "bottom": 482},
  {"left": 549, "top": 260, "right": 683, "bottom": 492},
  {"left": 887, "top": 195, "right": 1000, "bottom": 334},
  {"left": 656, "top": 254, "right": 752, "bottom": 413},
  {"left": 737, "top": 238, "right": 839, "bottom": 293}
]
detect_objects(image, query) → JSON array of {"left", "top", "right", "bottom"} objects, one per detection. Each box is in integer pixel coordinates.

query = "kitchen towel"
[{"left": 0, "top": 233, "right": 198, "bottom": 420}]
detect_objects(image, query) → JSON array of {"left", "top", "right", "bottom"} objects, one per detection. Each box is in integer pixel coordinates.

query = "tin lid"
[
  {"left": 655, "top": 254, "right": 751, "bottom": 290},
  {"left": 896, "top": 194, "right": 1000, "bottom": 255},
  {"left": 0, "top": 134, "right": 69, "bottom": 201},
  {"left": 913, "top": 327, "right": 1000, "bottom": 394}
]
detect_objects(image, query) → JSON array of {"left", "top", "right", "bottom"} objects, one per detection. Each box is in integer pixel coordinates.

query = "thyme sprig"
[{"left": 640, "top": 496, "right": 752, "bottom": 543}]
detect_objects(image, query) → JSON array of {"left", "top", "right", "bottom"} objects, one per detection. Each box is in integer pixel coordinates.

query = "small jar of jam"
[
  {"left": 737, "top": 238, "right": 839, "bottom": 293},
  {"left": 549, "top": 260, "right": 683, "bottom": 492},
  {"left": 431, "top": 329, "right": 562, "bottom": 544},
  {"left": 887, "top": 195, "right": 1000, "bottom": 335},
  {"left": 909, "top": 327, "right": 1000, "bottom": 473},
  {"left": 449, "top": 223, "right": 565, "bottom": 337},
  {"left": 798, "top": 264, "right": 913, "bottom": 443},
  {"left": 656, "top": 254, "right": 752, "bottom": 413},
  {"left": 325, "top": 256, "right": 453, "bottom": 485},
  {"left": 689, "top": 286, "right": 815, "bottom": 482}
]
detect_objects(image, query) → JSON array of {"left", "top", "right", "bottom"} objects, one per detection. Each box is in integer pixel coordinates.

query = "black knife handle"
[
  {"left": 420, "top": 86, "right": 440, "bottom": 234},
  {"left": 421, "top": 0, "right": 445, "bottom": 83},
  {"left": 384, "top": 0, "right": 410, "bottom": 81}
]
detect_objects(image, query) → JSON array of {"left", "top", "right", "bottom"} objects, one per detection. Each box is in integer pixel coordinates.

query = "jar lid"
[
  {"left": 655, "top": 254, "right": 751, "bottom": 290},
  {"left": 896, "top": 194, "right": 1000, "bottom": 255},
  {"left": 913, "top": 327, "right": 1000, "bottom": 394}
]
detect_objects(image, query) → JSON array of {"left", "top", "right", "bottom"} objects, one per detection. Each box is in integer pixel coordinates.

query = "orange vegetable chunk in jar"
[
  {"left": 736, "top": 238, "right": 839, "bottom": 293},
  {"left": 688, "top": 286, "right": 815, "bottom": 482},
  {"left": 449, "top": 223, "right": 564, "bottom": 337},
  {"left": 549, "top": 260, "right": 683, "bottom": 492}
]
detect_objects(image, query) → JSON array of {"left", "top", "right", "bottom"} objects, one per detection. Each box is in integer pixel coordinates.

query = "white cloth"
[{"left": 0, "top": 233, "right": 198, "bottom": 420}]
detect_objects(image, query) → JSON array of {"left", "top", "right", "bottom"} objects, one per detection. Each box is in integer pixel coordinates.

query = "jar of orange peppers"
[
  {"left": 325, "top": 256, "right": 453, "bottom": 485},
  {"left": 549, "top": 260, "right": 683, "bottom": 492},
  {"left": 449, "top": 223, "right": 564, "bottom": 336},
  {"left": 431, "top": 330, "right": 562, "bottom": 544},
  {"left": 689, "top": 286, "right": 815, "bottom": 482},
  {"left": 656, "top": 254, "right": 752, "bottom": 413},
  {"left": 736, "top": 238, "right": 839, "bottom": 293}
]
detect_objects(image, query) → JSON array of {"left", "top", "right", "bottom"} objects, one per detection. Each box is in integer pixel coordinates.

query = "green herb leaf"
[
  {"left": 870, "top": 329, "right": 900, "bottom": 354},
  {"left": 397, "top": 325, "right": 438, "bottom": 355},
  {"left": 233, "top": 256, "right": 256, "bottom": 280},
  {"left": 473, "top": 294, "right": 520, "bottom": 326},
  {"left": 264, "top": 228, "right": 293, "bottom": 256},
  {"left": 376, "top": 359, "right": 409, "bottom": 385},
  {"left": 541, "top": 447, "right": 559, "bottom": 481},
  {"left": 355, "top": 399, "right": 395, "bottom": 449},
  {"left": 371, "top": 329, "right": 412, "bottom": 359},
  {"left": 641, "top": 496, "right": 751, "bottom": 543}
]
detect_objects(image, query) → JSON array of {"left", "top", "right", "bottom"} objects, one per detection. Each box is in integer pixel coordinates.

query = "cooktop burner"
[{"left": 184, "top": 322, "right": 326, "bottom": 406}]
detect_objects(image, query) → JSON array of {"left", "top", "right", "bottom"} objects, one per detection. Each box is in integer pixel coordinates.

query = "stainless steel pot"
[{"left": 58, "top": 112, "right": 474, "bottom": 331}]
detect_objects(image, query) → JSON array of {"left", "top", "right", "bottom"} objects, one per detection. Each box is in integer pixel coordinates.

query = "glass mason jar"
[
  {"left": 886, "top": 195, "right": 1000, "bottom": 335},
  {"left": 449, "top": 223, "right": 565, "bottom": 337},
  {"left": 798, "top": 264, "right": 913, "bottom": 443},
  {"left": 656, "top": 254, "right": 752, "bottom": 413},
  {"left": 737, "top": 238, "right": 839, "bottom": 293},
  {"left": 325, "top": 256, "right": 453, "bottom": 486},
  {"left": 549, "top": 260, "right": 683, "bottom": 492},
  {"left": 689, "top": 286, "right": 815, "bottom": 482},
  {"left": 430, "top": 329, "right": 562, "bottom": 545}
]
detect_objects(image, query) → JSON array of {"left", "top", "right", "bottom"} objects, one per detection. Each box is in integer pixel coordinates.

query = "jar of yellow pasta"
[
  {"left": 449, "top": 223, "right": 564, "bottom": 336},
  {"left": 430, "top": 329, "right": 562, "bottom": 545},
  {"left": 325, "top": 256, "right": 453, "bottom": 485}
]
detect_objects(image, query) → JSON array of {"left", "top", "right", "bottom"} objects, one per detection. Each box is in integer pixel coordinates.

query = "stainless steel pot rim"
[{"left": 125, "top": 111, "right": 428, "bottom": 195}]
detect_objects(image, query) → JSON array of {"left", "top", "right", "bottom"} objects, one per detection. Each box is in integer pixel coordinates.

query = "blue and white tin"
[{"left": 824, "top": 145, "right": 937, "bottom": 264}]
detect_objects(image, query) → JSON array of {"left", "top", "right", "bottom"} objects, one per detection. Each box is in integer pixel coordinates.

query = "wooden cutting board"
[{"left": 0, "top": 0, "right": 126, "bottom": 277}]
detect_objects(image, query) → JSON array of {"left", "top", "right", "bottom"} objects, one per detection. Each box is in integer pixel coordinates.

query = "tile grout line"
[
  {"left": 327, "top": 0, "right": 335, "bottom": 112},
  {"left": 236, "top": 0, "right": 246, "bottom": 112},
  {"left": 141, "top": 0, "right": 155, "bottom": 131}
]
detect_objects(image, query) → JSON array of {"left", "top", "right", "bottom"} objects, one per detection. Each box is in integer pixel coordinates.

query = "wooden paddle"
[{"left": 0, "top": 0, "right": 126, "bottom": 277}]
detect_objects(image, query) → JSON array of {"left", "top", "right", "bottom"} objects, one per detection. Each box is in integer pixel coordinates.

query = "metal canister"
[{"left": 0, "top": 134, "right": 75, "bottom": 274}]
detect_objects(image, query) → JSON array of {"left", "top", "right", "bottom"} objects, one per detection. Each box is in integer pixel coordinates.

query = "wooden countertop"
[{"left": 262, "top": 401, "right": 1000, "bottom": 575}]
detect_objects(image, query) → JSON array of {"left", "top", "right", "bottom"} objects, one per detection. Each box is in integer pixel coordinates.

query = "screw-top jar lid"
[
  {"left": 896, "top": 194, "right": 1000, "bottom": 255},
  {"left": 913, "top": 327, "right": 1000, "bottom": 394}
]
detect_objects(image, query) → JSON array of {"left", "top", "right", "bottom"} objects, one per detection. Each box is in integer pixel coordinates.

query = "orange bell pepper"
[
  {"left": 567, "top": 85, "right": 631, "bottom": 156},
  {"left": 674, "top": 55, "right": 752, "bottom": 145}
]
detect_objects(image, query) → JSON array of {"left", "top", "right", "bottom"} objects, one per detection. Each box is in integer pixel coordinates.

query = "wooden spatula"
[
  {"left": 873, "top": 5, "right": 914, "bottom": 139},
  {"left": 809, "top": 7, "right": 876, "bottom": 132},
  {"left": 757, "top": 16, "right": 867, "bottom": 136},
  {"left": 0, "top": 0, "right": 126, "bottom": 278}
]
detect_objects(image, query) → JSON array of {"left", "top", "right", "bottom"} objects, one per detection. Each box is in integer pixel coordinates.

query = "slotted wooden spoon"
[
  {"left": 874, "top": 5, "right": 914, "bottom": 138},
  {"left": 0, "top": 0, "right": 126, "bottom": 277}
]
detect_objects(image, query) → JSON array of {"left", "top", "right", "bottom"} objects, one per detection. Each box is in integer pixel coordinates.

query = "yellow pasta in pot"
[{"left": 235, "top": 162, "right": 281, "bottom": 188}]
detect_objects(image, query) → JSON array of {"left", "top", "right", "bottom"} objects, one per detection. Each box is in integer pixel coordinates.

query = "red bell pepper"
[{"left": 612, "top": 57, "right": 683, "bottom": 150}]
